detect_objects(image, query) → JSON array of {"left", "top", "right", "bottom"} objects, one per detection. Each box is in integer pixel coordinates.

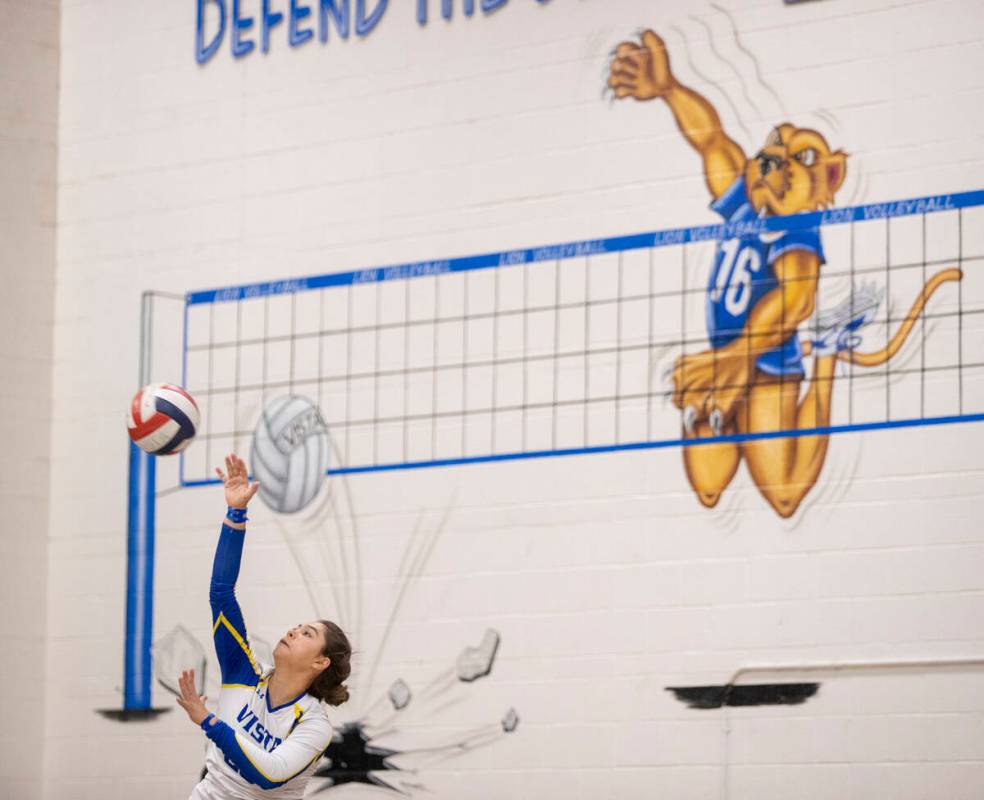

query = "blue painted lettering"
[
  {"left": 420, "top": 0, "right": 522, "bottom": 23},
  {"left": 418, "top": 0, "right": 463, "bottom": 23},
  {"left": 530, "top": 241, "right": 606, "bottom": 262},
  {"left": 689, "top": 224, "right": 723, "bottom": 243},
  {"left": 201, "top": 0, "right": 552, "bottom": 61},
  {"left": 653, "top": 229, "right": 686, "bottom": 246},
  {"left": 859, "top": 197, "right": 955, "bottom": 221},
  {"left": 231, "top": 0, "right": 255, "bottom": 58},
  {"left": 289, "top": 0, "right": 314, "bottom": 46},
  {"left": 214, "top": 287, "right": 241, "bottom": 303},
  {"left": 196, "top": 0, "right": 227, "bottom": 64},
  {"left": 821, "top": 208, "right": 853, "bottom": 225},
  {"left": 355, "top": 0, "right": 387, "bottom": 36},
  {"left": 261, "top": 0, "right": 285, "bottom": 52},
  {"left": 319, "top": 0, "right": 350, "bottom": 41},
  {"left": 251, "top": 722, "right": 267, "bottom": 743},
  {"left": 381, "top": 261, "right": 450, "bottom": 281}
]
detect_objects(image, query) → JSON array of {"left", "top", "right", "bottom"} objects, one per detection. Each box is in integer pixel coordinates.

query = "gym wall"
[
  {"left": 39, "top": 1, "right": 984, "bottom": 798},
  {"left": 0, "top": 4, "right": 58, "bottom": 799}
]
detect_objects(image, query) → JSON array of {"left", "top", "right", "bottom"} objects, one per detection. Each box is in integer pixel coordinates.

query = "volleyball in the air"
[
  {"left": 127, "top": 383, "right": 200, "bottom": 455},
  {"left": 250, "top": 394, "right": 330, "bottom": 514}
]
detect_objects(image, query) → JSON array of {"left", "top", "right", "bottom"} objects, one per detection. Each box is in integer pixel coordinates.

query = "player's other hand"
[
  {"left": 176, "top": 668, "right": 212, "bottom": 726},
  {"left": 215, "top": 453, "right": 260, "bottom": 509},
  {"left": 607, "top": 30, "right": 675, "bottom": 101}
]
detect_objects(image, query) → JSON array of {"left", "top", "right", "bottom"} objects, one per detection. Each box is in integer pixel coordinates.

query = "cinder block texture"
[
  {"left": 35, "top": 0, "right": 984, "bottom": 798},
  {"left": 0, "top": 2, "right": 58, "bottom": 799}
]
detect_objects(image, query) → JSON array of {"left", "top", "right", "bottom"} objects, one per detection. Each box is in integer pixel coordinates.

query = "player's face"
[
  {"left": 275, "top": 621, "right": 330, "bottom": 669},
  {"left": 746, "top": 125, "right": 839, "bottom": 216}
]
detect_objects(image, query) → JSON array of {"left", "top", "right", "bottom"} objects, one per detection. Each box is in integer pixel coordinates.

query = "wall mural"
[
  {"left": 607, "top": 29, "right": 961, "bottom": 519},
  {"left": 100, "top": 6, "right": 982, "bottom": 797}
]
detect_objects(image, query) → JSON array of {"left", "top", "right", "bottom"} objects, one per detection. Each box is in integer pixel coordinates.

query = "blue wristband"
[
  {"left": 200, "top": 713, "right": 216, "bottom": 731},
  {"left": 226, "top": 506, "right": 248, "bottom": 524}
]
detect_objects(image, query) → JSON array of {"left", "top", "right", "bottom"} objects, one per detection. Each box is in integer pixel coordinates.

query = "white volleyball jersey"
[
  {"left": 193, "top": 675, "right": 332, "bottom": 800},
  {"left": 189, "top": 523, "right": 333, "bottom": 799}
]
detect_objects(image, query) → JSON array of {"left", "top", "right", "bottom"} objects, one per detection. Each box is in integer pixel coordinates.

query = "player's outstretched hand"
[
  {"left": 176, "top": 668, "right": 211, "bottom": 726},
  {"left": 607, "top": 30, "right": 675, "bottom": 101},
  {"left": 215, "top": 454, "right": 260, "bottom": 510}
]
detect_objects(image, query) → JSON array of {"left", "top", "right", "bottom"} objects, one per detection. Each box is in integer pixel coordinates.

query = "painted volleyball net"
[
  {"left": 159, "top": 189, "right": 984, "bottom": 487},
  {"left": 121, "top": 187, "right": 984, "bottom": 713}
]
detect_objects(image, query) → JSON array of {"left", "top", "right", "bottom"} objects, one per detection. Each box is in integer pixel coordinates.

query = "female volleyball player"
[{"left": 176, "top": 454, "right": 352, "bottom": 799}]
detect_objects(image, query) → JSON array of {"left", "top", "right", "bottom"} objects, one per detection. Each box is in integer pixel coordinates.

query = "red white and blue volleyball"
[{"left": 127, "top": 383, "right": 200, "bottom": 455}]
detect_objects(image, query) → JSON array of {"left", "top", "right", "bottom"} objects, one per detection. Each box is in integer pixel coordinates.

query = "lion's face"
[{"left": 744, "top": 124, "right": 847, "bottom": 216}]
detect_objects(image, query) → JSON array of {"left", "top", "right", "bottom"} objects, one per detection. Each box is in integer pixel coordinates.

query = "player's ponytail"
[{"left": 310, "top": 620, "right": 352, "bottom": 707}]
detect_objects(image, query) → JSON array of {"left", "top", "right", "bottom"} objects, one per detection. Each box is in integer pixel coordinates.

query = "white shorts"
[{"left": 188, "top": 774, "right": 241, "bottom": 800}]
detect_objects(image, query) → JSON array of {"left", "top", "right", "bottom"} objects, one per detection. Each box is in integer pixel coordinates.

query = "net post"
[
  {"left": 122, "top": 291, "right": 158, "bottom": 711},
  {"left": 123, "top": 440, "right": 156, "bottom": 709}
]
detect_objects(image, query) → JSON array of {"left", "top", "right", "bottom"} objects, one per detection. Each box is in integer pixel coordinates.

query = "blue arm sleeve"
[
  {"left": 767, "top": 227, "right": 826, "bottom": 266},
  {"left": 202, "top": 715, "right": 330, "bottom": 789},
  {"left": 210, "top": 523, "right": 262, "bottom": 687},
  {"left": 710, "top": 175, "right": 748, "bottom": 220}
]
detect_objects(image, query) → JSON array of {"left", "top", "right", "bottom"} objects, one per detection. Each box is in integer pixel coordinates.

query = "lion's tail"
[
  {"left": 844, "top": 268, "right": 962, "bottom": 366},
  {"left": 801, "top": 268, "right": 962, "bottom": 366}
]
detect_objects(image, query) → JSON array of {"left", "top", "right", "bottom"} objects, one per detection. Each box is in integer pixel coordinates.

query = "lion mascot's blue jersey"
[
  {"left": 188, "top": 523, "right": 333, "bottom": 800},
  {"left": 706, "top": 175, "right": 826, "bottom": 377}
]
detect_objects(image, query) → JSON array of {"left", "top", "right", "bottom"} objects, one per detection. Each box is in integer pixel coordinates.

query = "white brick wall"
[
  {"left": 0, "top": 2, "right": 58, "bottom": 798},
  {"left": 37, "top": 0, "right": 984, "bottom": 798}
]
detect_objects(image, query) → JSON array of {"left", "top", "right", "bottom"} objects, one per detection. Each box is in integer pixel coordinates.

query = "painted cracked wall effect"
[{"left": 151, "top": 624, "right": 518, "bottom": 794}]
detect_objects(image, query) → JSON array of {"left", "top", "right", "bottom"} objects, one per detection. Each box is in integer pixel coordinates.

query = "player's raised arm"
[
  {"left": 608, "top": 30, "right": 746, "bottom": 199},
  {"left": 180, "top": 457, "right": 350, "bottom": 798},
  {"left": 210, "top": 454, "right": 262, "bottom": 688}
]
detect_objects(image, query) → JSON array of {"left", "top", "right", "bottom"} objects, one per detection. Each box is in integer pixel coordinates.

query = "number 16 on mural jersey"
[{"left": 712, "top": 239, "right": 762, "bottom": 317}]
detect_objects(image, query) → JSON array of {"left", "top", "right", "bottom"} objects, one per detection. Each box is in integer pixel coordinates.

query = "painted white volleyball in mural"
[{"left": 250, "top": 395, "right": 330, "bottom": 514}]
